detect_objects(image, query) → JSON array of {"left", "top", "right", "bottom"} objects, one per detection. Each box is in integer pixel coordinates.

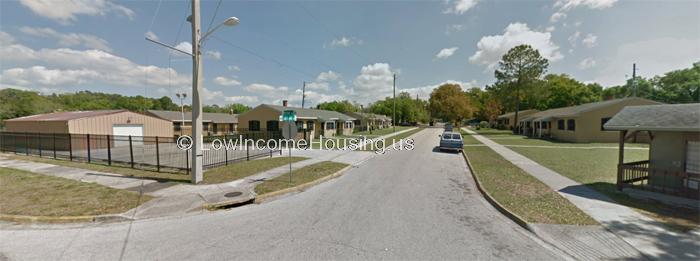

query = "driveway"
[{"left": 0, "top": 128, "right": 561, "bottom": 260}]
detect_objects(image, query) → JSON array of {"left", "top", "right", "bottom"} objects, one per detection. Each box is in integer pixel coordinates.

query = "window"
[
  {"left": 687, "top": 141, "right": 700, "bottom": 174},
  {"left": 212, "top": 123, "right": 218, "bottom": 133},
  {"left": 307, "top": 121, "right": 314, "bottom": 130},
  {"left": 249, "top": 120, "right": 260, "bottom": 131},
  {"left": 601, "top": 117, "right": 611, "bottom": 131},
  {"left": 557, "top": 120, "right": 564, "bottom": 130},
  {"left": 203, "top": 123, "right": 209, "bottom": 131},
  {"left": 174, "top": 122, "right": 181, "bottom": 131},
  {"left": 326, "top": 121, "right": 336, "bottom": 130},
  {"left": 229, "top": 123, "right": 235, "bottom": 132},
  {"left": 534, "top": 122, "right": 540, "bottom": 129},
  {"left": 266, "top": 120, "right": 279, "bottom": 131},
  {"left": 345, "top": 122, "right": 352, "bottom": 129},
  {"left": 567, "top": 119, "right": 576, "bottom": 131},
  {"left": 296, "top": 121, "right": 304, "bottom": 132}
]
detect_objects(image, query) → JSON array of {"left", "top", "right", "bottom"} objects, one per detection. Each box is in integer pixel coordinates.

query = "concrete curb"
[
  {"left": 460, "top": 151, "right": 531, "bottom": 230},
  {"left": 254, "top": 165, "right": 352, "bottom": 204},
  {"left": 0, "top": 213, "right": 133, "bottom": 224}
]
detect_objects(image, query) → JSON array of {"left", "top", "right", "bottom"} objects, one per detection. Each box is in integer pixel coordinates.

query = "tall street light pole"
[
  {"left": 190, "top": 0, "right": 205, "bottom": 183},
  {"left": 146, "top": 0, "right": 239, "bottom": 184},
  {"left": 176, "top": 93, "right": 187, "bottom": 135},
  {"left": 393, "top": 73, "right": 396, "bottom": 133}
]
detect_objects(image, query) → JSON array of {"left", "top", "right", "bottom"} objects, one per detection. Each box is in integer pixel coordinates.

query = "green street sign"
[{"left": 280, "top": 110, "right": 297, "bottom": 122}]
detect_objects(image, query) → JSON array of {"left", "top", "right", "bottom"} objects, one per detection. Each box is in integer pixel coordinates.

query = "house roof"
[
  {"left": 604, "top": 103, "right": 700, "bottom": 132},
  {"left": 520, "top": 97, "right": 661, "bottom": 122},
  {"left": 5, "top": 110, "right": 127, "bottom": 122},
  {"left": 261, "top": 104, "right": 355, "bottom": 122},
  {"left": 146, "top": 110, "right": 238, "bottom": 123},
  {"left": 497, "top": 109, "right": 539, "bottom": 119},
  {"left": 346, "top": 112, "right": 392, "bottom": 121}
]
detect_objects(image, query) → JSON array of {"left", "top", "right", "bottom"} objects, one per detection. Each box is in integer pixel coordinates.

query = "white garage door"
[{"left": 113, "top": 124, "right": 144, "bottom": 146}]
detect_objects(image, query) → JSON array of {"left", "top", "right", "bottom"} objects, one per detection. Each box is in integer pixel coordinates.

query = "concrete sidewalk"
[{"left": 463, "top": 127, "right": 700, "bottom": 260}]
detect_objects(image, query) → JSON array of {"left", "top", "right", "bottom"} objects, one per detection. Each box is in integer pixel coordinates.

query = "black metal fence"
[{"left": 0, "top": 131, "right": 282, "bottom": 173}]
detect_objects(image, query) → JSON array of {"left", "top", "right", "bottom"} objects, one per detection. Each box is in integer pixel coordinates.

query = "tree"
[
  {"left": 428, "top": 83, "right": 474, "bottom": 124},
  {"left": 542, "top": 74, "right": 601, "bottom": 108},
  {"left": 369, "top": 92, "right": 429, "bottom": 123},
  {"left": 494, "top": 44, "right": 549, "bottom": 131},
  {"left": 654, "top": 62, "right": 700, "bottom": 103},
  {"left": 316, "top": 100, "right": 360, "bottom": 113}
]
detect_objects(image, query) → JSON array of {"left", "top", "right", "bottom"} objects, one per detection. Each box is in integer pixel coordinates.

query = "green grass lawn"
[
  {"left": 469, "top": 127, "right": 514, "bottom": 136},
  {"left": 487, "top": 134, "right": 648, "bottom": 148},
  {"left": 510, "top": 146, "right": 699, "bottom": 230},
  {"left": 0, "top": 167, "right": 151, "bottom": 217},
  {"left": 463, "top": 142, "right": 597, "bottom": 225},
  {"left": 203, "top": 156, "right": 308, "bottom": 184},
  {"left": 254, "top": 161, "right": 349, "bottom": 195}
]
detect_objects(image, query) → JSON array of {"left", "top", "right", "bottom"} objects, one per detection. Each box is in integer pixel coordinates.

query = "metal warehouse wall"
[
  {"left": 5, "top": 121, "right": 70, "bottom": 134},
  {"left": 67, "top": 111, "right": 174, "bottom": 137}
]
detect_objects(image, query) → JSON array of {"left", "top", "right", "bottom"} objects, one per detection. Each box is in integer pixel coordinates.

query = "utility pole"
[
  {"left": 301, "top": 81, "right": 306, "bottom": 109},
  {"left": 393, "top": 73, "right": 396, "bottom": 133},
  {"left": 632, "top": 63, "right": 638, "bottom": 97},
  {"left": 190, "top": 0, "right": 204, "bottom": 184}
]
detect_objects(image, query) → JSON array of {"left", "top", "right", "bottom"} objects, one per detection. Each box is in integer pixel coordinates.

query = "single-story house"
[
  {"left": 146, "top": 110, "right": 238, "bottom": 136},
  {"left": 4, "top": 110, "right": 172, "bottom": 137},
  {"left": 605, "top": 103, "right": 699, "bottom": 199},
  {"left": 346, "top": 112, "right": 392, "bottom": 131},
  {"left": 237, "top": 101, "right": 356, "bottom": 140},
  {"left": 517, "top": 97, "right": 661, "bottom": 143},
  {"left": 496, "top": 109, "right": 539, "bottom": 130}
]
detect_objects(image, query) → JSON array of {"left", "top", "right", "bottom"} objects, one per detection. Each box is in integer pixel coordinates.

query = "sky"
[{"left": 1, "top": 0, "right": 699, "bottom": 108}]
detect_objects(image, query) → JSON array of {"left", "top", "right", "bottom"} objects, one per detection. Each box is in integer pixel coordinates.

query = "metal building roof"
[{"left": 4, "top": 110, "right": 127, "bottom": 122}]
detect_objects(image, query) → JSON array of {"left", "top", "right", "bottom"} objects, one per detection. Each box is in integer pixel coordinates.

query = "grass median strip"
[
  {"left": 462, "top": 136, "right": 597, "bottom": 225},
  {"left": 254, "top": 161, "right": 348, "bottom": 195},
  {"left": 510, "top": 146, "right": 699, "bottom": 231},
  {"left": 203, "top": 156, "right": 308, "bottom": 184},
  {"left": 0, "top": 167, "right": 150, "bottom": 217}
]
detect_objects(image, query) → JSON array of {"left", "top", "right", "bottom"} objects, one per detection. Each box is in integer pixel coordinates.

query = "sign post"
[{"left": 280, "top": 110, "right": 297, "bottom": 185}]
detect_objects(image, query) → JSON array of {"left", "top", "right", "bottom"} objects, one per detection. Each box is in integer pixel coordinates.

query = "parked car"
[
  {"left": 438, "top": 132, "right": 463, "bottom": 152},
  {"left": 444, "top": 123, "right": 453, "bottom": 131}
]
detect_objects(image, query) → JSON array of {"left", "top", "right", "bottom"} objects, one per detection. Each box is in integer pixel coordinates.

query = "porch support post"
[{"left": 617, "top": 130, "right": 627, "bottom": 191}]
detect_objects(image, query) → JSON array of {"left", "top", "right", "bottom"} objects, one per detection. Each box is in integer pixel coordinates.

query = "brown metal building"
[{"left": 4, "top": 110, "right": 173, "bottom": 137}]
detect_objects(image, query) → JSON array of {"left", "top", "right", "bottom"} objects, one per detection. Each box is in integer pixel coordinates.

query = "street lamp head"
[
  {"left": 176, "top": 93, "right": 181, "bottom": 98},
  {"left": 223, "top": 17, "right": 240, "bottom": 26}
]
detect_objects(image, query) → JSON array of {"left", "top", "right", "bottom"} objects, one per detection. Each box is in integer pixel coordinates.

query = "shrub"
[{"left": 479, "top": 121, "right": 489, "bottom": 129}]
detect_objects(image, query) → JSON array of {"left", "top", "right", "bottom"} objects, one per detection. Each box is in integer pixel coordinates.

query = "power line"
[
  {"left": 211, "top": 35, "right": 316, "bottom": 79},
  {"left": 296, "top": 2, "right": 368, "bottom": 62}
]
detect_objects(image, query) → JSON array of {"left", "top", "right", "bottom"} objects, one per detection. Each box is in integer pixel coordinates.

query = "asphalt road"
[{"left": 0, "top": 128, "right": 562, "bottom": 260}]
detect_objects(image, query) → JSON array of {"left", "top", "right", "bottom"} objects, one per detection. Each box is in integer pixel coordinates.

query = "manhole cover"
[{"left": 224, "top": 192, "right": 243, "bottom": 198}]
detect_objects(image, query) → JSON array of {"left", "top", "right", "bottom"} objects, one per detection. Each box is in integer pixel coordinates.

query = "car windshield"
[{"left": 444, "top": 133, "right": 460, "bottom": 140}]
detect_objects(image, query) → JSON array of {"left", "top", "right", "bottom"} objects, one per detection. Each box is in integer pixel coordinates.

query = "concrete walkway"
[{"left": 463, "top": 127, "right": 700, "bottom": 260}]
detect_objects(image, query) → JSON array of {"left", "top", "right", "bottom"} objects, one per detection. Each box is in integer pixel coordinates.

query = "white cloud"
[
  {"left": 445, "top": 24, "right": 465, "bottom": 35},
  {"left": 345, "top": 63, "right": 396, "bottom": 104},
  {"left": 568, "top": 31, "right": 581, "bottom": 47},
  {"left": 227, "top": 65, "right": 240, "bottom": 71},
  {"left": 145, "top": 31, "right": 159, "bottom": 41},
  {"left": 305, "top": 82, "right": 330, "bottom": 92},
  {"left": 582, "top": 33, "right": 598, "bottom": 48},
  {"left": 578, "top": 57, "right": 596, "bottom": 69},
  {"left": 554, "top": 0, "right": 619, "bottom": 11},
  {"left": 205, "top": 50, "right": 222, "bottom": 60},
  {"left": 172, "top": 42, "right": 193, "bottom": 56},
  {"left": 594, "top": 37, "right": 700, "bottom": 86},
  {"left": 546, "top": 26, "right": 556, "bottom": 32},
  {"left": 19, "top": 0, "right": 135, "bottom": 24},
  {"left": 327, "top": 37, "right": 362, "bottom": 48},
  {"left": 402, "top": 80, "right": 477, "bottom": 99},
  {"left": 469, "top": 23, "right": 563, "bottom": 69},
  {"left": 19, "top": 26, "right": 111, "bottom": 52},
  {"left": 0, "top": 31, "right": 15, "bottom": 45},
  {"left": 0, "top": 41, "right": 191, "bottom": 90},
  {"left": 316, "top": 71, "right": 340, "bottom": 82},
  {"left": 213, "top": 76, "right": 241, "bottom": 86},
  {"left": 550, "top": 12, "right": 567, "bottom": 23},
  {"left": 225, "top": 95, "right": 258, "bottom": 105},
  {"left": 435, "top": 47, "right": 459, "bottom": 59},
  {"left": 444, "top": 0, "right": 479, "bottom": 15}
]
